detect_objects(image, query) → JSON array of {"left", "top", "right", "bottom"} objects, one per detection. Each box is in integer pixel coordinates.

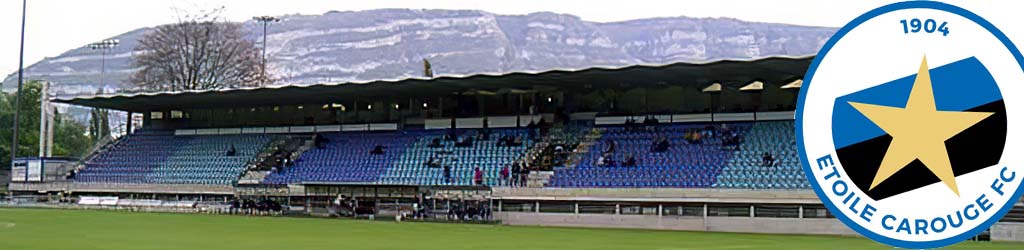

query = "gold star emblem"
[{"left": 848, "top": 56, "right": 993, "bottom": 196}]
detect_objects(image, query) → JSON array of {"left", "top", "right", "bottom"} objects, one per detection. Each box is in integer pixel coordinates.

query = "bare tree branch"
[{"left": 131, "top": 9, "right": 268, "bottom": 91}]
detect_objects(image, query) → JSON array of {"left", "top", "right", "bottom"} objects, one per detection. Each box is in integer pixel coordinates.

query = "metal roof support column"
[
  {"left": 478, "top": 94, "right": 486, "bottom": 118},
  {"left": 438, "top": 96, "right": 444, "bottom": 118},
  {"left": 517, "top": 94, "right": 524, "bottom": 127},
  {"left": 126, "top": 112, "right": 133, "bottom": 135}
]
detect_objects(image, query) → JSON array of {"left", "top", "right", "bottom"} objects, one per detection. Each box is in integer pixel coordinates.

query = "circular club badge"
[{"left": 797, "top": 1, "right": 1024, "bottom": 248}]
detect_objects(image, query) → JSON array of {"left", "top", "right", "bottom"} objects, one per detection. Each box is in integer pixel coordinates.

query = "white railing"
[{"left": 175, "top": 123, "right": 399, "bottom": 136}]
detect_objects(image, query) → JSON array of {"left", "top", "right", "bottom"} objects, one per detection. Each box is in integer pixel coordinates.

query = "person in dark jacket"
[
  {"left": 443, "top": 165, "right": 452, "bottom": 183},
  {"left": 511, "top": 162, "right": 522, "bottom": 187},
  {"left": 519, "top": 163, "right": 530, "bottom": 187}
]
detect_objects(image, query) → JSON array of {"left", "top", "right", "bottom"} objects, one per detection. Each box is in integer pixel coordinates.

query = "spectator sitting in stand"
[
  {"left": 226, "top": 144, "right": 237, "bottom": 156},
  {"left": 691, "top": 131, "right": 703, "bottom": 144},
  {"left": 604, "top": 140, "right": 616, "bottom": 154},
  {"left": 429, "top": 138, "right": 442, "bottom": 148},
  {"left": 455, "top": 136, "right": 474, "bottom": 147},
  {"left": 598, "top": 152, "right": 617, "bottom": 167},
  {"left": 446, "top": 128, "right": 457, "bottom": 141},
  {"left": 762, "top": 152, "right": 775, "bottom": 167},
  {"left": 314, "top": 133, "right": 329, "bottom": 149},
  {"left": 604, "top": 156, "right": 617, "bottom": 167},
  {"left": 425, "top": 156, "right": 442, "bottom": 168},
  {"left": 370, "top": 145, "right": 386, "bottom": 155},
  {"left": 478, "top": 128, "right": 491, "bottom": 141},
  {"left": 642, "top": 116, "right": 658, "bottom": 130},
  {"left": 443, "top": 165, "right": 452, "bottom": 183},
  {"left": 652, "top": 136, "right": 671, "bottom": 152},
  {"left": 624, "top": 154, "right": 637, "bottom": 167},
  {"left": 703, "top": 124, "right": 716, "bottom": 137},
  {"left": 510, "top": 136, "right": 523, "bottom": 147},
  {"left": 528, "top": 123, "right": 539, "bottom": 140},
  {"left": 722, "top": 131, "right": 741, "bottom": 150},
  {"left": 286, "top": 152, "right": 296, "bottom": 167}
]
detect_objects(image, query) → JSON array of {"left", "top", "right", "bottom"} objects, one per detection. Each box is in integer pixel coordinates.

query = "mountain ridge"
[{"left": 2, "top": 8, "right": 835, "bottom": 96}]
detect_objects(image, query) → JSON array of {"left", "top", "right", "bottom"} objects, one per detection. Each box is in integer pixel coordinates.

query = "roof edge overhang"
[{"left": 52, "top": 54, "right": 815, "bottom": 111}]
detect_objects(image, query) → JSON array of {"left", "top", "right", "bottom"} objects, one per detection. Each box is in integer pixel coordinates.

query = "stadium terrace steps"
[
  {"left": 239, "top": 135, "right": 311, "bottom": 184},
  {"left": 238, "top": 170, "right": 271, "bottom": 185},
  {"left": 74, "top": 130, "right": 274, "bottom": 185},
  {"left": 565, "top": 128, "right": 603, "bottom": 168},
  {"left": 526, "top": 171, "right": 554, "bottom": 188},
  {"left": 714, "top": 121, "right": 808, "bottom": 189}
]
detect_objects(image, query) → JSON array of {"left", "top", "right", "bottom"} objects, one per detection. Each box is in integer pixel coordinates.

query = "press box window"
[{"left": 150, "top": 112, "right": 164, "bottom": 120}]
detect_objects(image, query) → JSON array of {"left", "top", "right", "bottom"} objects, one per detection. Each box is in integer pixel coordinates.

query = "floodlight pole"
[
  {"left": 253, "top": 16, "right": 280, "bottom": 87},
  {"left": 9, "top": 0, "right": 27, "bottom": 169},
  {"left": 89, "top": 39, "right": 119, "bottom": 87}
]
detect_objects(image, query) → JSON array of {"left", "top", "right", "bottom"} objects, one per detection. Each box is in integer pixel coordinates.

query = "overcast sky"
[{"left": 0, "top": 0, "right": 1018, "bottom": 79}]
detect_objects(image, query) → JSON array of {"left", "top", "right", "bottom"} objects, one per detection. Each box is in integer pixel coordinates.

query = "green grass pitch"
[{"left": 0, "top": 208, "right": 1020, "bottom": 250}]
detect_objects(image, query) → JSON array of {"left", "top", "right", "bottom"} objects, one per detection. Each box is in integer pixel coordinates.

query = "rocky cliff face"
[{"left": 2, "top": 9, "right": 834, "bottom": 96}]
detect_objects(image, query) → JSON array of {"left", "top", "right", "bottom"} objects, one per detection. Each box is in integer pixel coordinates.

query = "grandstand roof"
[{"left": 54, "top": 56, "right": 812, "bottom": 112}]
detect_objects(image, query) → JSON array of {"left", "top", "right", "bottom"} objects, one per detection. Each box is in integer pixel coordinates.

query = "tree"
[
  {"left": 130, "top": 9, "right": 268, "bottom": 91},
  {"left": 423, "top": 58, "right": 434, "bottom": 78},
  {"left": 1, "top": 81, "right": 42, "bottom": 168},
  {"left": 88, "top": 107, "right": 110, "bottom": 142},
  {"left": 53, "top": 110, "right": 92, "bottom": 158},
  {"left": 1, "top": 81, "right": 93, "bottom": 170}
]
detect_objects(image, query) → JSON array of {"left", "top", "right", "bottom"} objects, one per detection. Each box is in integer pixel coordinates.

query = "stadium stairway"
[
  {"left": 714, "top": 121, "right": 809, "bottom": 189},
  {"left": 238, "top": 135, "right": 312, "bottom": 184},
  {"left": 1004, "top": 198, "right": 1024, "bottom": 223},
  {"left": 563, "top": 127, "right": 602, "bottom": 168},
  {"left": 526, "top": 171, "right": 554, "bottom": 188}
]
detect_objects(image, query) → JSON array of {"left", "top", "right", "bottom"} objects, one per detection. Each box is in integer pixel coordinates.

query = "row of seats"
[
  {"left": 75, "top": 121, "right": 809, "bottom": 190},
  {"left": 262, "top": 129, "right": 533, "bottom": 186},
  {"left": 714, "top": 121, "right": 809, "bottom": 189},
  {"left": 75, "top": 131, "right": 273, "bottom": 185},
  {"left": 264, "top": 132, "right": 416, "bottom": 184},
  {"left": 378, "top": 129, "right": 533, "bottom": 186},
  {"left": 548, "top": 123, "right": 748, "bottom": 188}
]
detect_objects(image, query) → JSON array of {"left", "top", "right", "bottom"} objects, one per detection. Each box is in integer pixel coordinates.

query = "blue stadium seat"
[
  {"left": 713, "top": 121, "right": 809, "bottom": 190},
  {"left": 75, "top": 131, "right": 273, "bottom": 185}
]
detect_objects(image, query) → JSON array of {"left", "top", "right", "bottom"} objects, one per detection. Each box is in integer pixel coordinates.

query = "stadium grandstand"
[{"left": 6, "top": 56, "right": 1024, "bottom": 242}]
